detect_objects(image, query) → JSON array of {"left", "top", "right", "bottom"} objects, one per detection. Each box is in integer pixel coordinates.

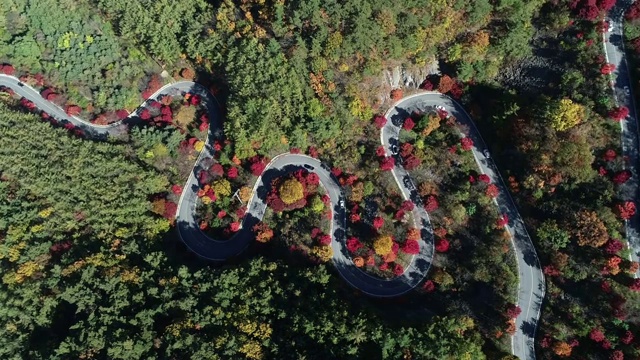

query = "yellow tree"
[
  {"left": 239, "top": 186, "right": 252, "bottom": 202},
  {"left": 373, "top": 235, "right": 393, "bottom": 256},
  {"left": 213, "top": 179, "right": 232, "bottom": 197},
  {"left": 546, "top": 98, "right": 585, "bottom": 131},
  {"left": 278, "top": 178, "right": 304, "bottom": 205}
]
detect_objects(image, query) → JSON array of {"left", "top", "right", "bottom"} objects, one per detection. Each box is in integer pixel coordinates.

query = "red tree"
[
  {"left": 379, "top": 156, "right": 395, "bottom": 171},
  {"left": 620, "top": 330, "right": 634, "bottom": 345},
  {"left": 460, "top": 137, "right": 474, "bottom": 151},
  {"left": 402, "top": 239, "right": 420, "bottom": 254},
  {"left": 308, "top": 146, "right": 319, "bottom": 158},
  {"left": 139, "top": 108, "right": 151, "bottom": 120},
  {"left": 250, "top": 160, "right": 267, "bottom": 176},
  {"left": 601, "top": 63, "right": 616, "bottom": 75},
  {"left": 403, "top": 155, "right": 421, "bottom": 170},
  {"left": 616, "top": 201, "right": 636, "bottom": 220},
  {"left": 419, "top": 79, "right": 434, "bottom": 91},
  {"left": 590, "top": 328, "right": 606, "bottom": 342},
  {"left": 318, "top": 234, "right": 331, "bottom": 246},
  {"left": 230, "top": 222, "right": 240, "bottom": 232},
  {"left": 210, "top": 163, "right": 224, "bottom": 177},
  {"left": 373, "top": 216, "right": 384, "bottom": 229},
  {"left": 422, "top": 280, "right": 435, "bottom": 292},
  {"left": 478, "top": 174, "right": 491, "bottom": 184},
  {"left": 485, "top": 184, "right": 500, "bottom": 198},
  {"left": 163, "top": 201, "right": 177, "bottom": 219},
  {"left": 435, "top": 238, "right": 450, "bottom": 252},
  {"left": 610, "top": 350, "right": 624, "bottom": 360},
  {"left": 400, "top": 200, "right": 415, "bottom": 211},
  {"left": 613, "top": 170, "right": 632, "bottom": 185},
  {"left": 346, "top": 237, "right": 363, "bottom": 253},
  {"left": 399, "top": 142, "right": 414, "bottom": 158},
  {"left": 425, "top": 196, "right": 439, "bottom": 212},
  {"left": 628, "top": 2, "right": 640, "bottom": 20},
  {"left": 376, "top": 146, "right": 386, "bottom": 157},
  {"left": 65, "top": 105, "right": 81, "bottom": 116},
  {"left": 393, "top": 264, "right": 404, "bottom": 276},
  {"left": 0, "top": 64, "right": 15, "bottom": 75},
  {"left": 603, "top": 149, "right": 617, "bottom": 161},
  {"left": 403, "top": 117, "right": 415, "bottom": 131},
  {"left": 373, "top": 114, "right": 387, "bottom": 129},
  {"left": 496, "top": 213, "right": 509, "bottom": 227},
  {"left": 438, "top": 75, "right": 455, "bottom": 94},
  {"left": 227, "top": 167, "right": 238, "bottom": 179},
  {"left": 506, "top": 304, "right": 522, "bottom": 318},
  {"left": 116, "top": 109, "right": 129, "bottom": 120},
  {"left": 171, "top": 184, "right": 183, "bottom": 195},
  {"left": 605, "top": 238, "right": 624, "bottom": 254},
  {"left": 609, "top": 106, "right": 629, "bottom": 121}
]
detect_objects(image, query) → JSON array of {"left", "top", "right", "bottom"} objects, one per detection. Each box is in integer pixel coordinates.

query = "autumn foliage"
[
  {"left": 616, "top": 201, "right": 636, "bottom": 220},
  {"left": 601, "top": 63, "right": 616, "bottom": 75},
  {"left": 279, "top": 178, "right": 304, "bottom": 205},
  {"left": 609, "top": 106, "right": 629, "bottom": 121},
  {"left": 373, "top": 235, "right": 393, "bottom": 256},
  {"left": 574, "top": 210, "right": 609, "bottom": 247},
  {"left": 379, "top": 156, "right": 395, "bottom": 171},
  {"left": 373, "top": 114, "right": 387, "bottom": 129}
]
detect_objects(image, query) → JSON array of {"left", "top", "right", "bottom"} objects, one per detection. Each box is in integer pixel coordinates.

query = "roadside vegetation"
[{"left": 4, "top": 0, "right": 640, "bottom": 359}]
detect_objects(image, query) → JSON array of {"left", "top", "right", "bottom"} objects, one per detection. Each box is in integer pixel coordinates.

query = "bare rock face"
[{"left": 384, "top": 58, "right": 440, "bottom": 91}]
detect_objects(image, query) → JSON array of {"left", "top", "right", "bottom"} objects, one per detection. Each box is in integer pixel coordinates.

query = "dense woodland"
[{"left": 2, "top": 0, "right": 640, "bottom": 359}]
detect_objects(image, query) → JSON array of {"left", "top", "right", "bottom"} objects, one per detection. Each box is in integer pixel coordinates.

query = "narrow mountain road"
[
  {"left": 604, "top": 1, "right": 640, "bottom": 278},
  {"left": 1, "top": 72, "right": 545, "bottom": 358},
  {"left": 383, "top": 93, "right": 544, "bottom": 360},
  {"left": 0, "top": 73, "right": 433, "bottom": 297}
]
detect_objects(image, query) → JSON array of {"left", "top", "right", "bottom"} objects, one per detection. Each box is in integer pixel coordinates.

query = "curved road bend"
[
  {"left": 382, "top": 93, "right": 545, "bottom": 360},
  {"left": 604, "top": 1, "right": 640, "bottom": 278},
  {"left": 0, "top": 74, "right": 433, "bottom": 297},
  {"left": 1, "top": 72, "right": 545, "bottom": 357}
]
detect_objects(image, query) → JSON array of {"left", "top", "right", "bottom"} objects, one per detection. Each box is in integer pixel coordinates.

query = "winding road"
[
  {"left": 604, "top": 1, "right": 640, "bottom": 278},
  {"left": 0, "top": 73, "right": 544, "bottom": 358}
]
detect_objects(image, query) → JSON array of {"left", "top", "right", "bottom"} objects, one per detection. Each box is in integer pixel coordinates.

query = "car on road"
[
  {"left": 303, "top": 164, "right": 314, "bottom": 171},
  {"left": 624, "top": 86, "right": 631, "bottom": 96},
  {"left": 390, "top": 144, "right": 399, "bottom": 155},
  {"left": 403, "top": 176, "right": 414, "bottom": 190},
  {"left": 482, "top": 149, "right": 491, "bottom": 159},
  {"left": 608, "top": 22, "right": 614, "bottom": 32},
  {"left": 17, "top": 82, "right": 24, "bottom": 87},
  {"left": 435, "top": 105, "right": 445, "bottom": 111},
  {"left": 339, "top": 199, "right": 345, "bottom": 207}
]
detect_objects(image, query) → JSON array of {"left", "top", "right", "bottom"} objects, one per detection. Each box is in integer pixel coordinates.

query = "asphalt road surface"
[{"left": 604, "top": 1, "right": 640, "bottom": 278}]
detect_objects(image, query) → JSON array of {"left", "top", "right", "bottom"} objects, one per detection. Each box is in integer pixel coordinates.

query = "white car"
[{"left": 435, "top": 105, "right": 445, "bottom": 111}]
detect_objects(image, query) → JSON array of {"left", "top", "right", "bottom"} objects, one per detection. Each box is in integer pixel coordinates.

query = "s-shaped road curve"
[
  {"left": 0, "top": 73, "right": 433, "bottom": 297},
  {"left": 1, "top": 73, "right": 544, "bottom": 359}
]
